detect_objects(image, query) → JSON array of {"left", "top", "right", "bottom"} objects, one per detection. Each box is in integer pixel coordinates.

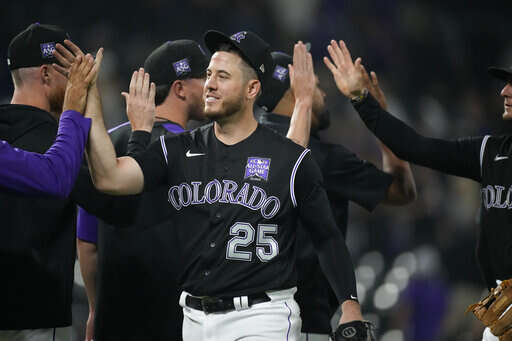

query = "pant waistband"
[{"left": 183, "top": 292, "right": 270, "bottom": 314}]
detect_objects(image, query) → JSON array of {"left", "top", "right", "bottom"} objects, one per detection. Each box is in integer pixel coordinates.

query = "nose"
[
  {"left": 501, "top": 82, "right": 512, "bottom": 97},
  {"left": 205, "top": 76, "right": 217, "bottom": 92}
]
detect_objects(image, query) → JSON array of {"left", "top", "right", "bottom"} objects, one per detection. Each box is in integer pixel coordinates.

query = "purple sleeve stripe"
[
  {"left": 289, "top": 148, "right": 310, "bottom": 207},
  {"left": 76, "top": 206, "right": 98, "bottom": 243},
  {"left": 107, "top": 121, "right": 131, "bottom": 134},
  {"left": 160, "top": 135, "right": 168, "bottom": 164},
  {"left": 0, "top": 110, "right": 91, "bottom": 197},
  {"left": 480, "top": 135, "right": 490, "bottom": 175}
]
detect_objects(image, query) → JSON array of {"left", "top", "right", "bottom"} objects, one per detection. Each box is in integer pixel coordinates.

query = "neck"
[
  {"left": 11, "top": 87, "right": 52, "bottom": 115},
  {"left": 214, "top": 105, "right": 258, "bottom": 145},
  {"left": 154, "top": 99, "right": 188, "bottom": 129}
]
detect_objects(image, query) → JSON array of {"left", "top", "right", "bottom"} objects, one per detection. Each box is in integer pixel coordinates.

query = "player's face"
[
  {"left": 501, "top": 82, "right": 512, "bottom": 120},
  {"left": 311, "top": 77, "right": 330, "bottom": 132},
  {"left": 46, "top": 65, "right": 67, "bottom": 115},
  {"left": 184, "top": 77, "right": 206, "bottom": 121},
  {"left": 204, "top": 52, "right": 245, "bottom": 120}
]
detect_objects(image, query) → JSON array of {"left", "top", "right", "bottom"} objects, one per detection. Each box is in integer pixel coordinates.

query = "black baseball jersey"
[
  {"left": 258, "top": 112, "right": 393, "bottom": 333},
  {"left": 133, "top": 122, "right": 358, "bottom": 302},
  {"left": 354, "top": 94, "right": 512, "bottom": 290},
  {"left": 80, "top": 120, "right": 184, "bottom": 341}
]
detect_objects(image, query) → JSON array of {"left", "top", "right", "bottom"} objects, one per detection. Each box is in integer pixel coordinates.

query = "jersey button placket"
[{"left": 209, "top": 241, "right": 216, "bottom": 248}]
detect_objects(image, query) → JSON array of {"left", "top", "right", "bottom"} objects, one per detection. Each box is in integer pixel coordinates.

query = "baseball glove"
[
  {"left": 466, "top": 279, "right": 512, "bottom": 339},
  {"left": 331, "top": 320, "right": 376, "bottom": 341}
]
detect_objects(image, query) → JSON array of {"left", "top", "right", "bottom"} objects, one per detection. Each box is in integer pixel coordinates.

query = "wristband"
[{"left": 350, "top": 88, "right": 369, "bottom": 104}]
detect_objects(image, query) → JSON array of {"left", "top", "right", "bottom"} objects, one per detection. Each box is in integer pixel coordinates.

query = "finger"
[
  {"left": 121, "top": 92, "right": 129, "bottom": 102},
  {"left": 52, "top": 63, "right": 69, "bottom": 78},
  {"left": 323, "top": 56, "right": 338, "bottom": 75},
  {"left": 288, "top": 64, "right": 294, "bottom": 83},
  {"left": 81, "top": 55, "right": 95, "bottom": 80},
  {"left": 78, "top": 53, "right": 92, "bottom": 74},
  {"left": 359, "top": 63, "right": 370, "bottom": 87},
  {"left": 141, "top": 72, "right": 150, "bottom": 99},
  {"left": 370, "top": 71, "right": 379, "bottom": 86},
  {"left": 149, "top": 82, "right": 156, "bottom": 103},
  {"left": 67, "top": 55, "right": 82, "bottom": 79},
  {"left": 135, "top": 68, "right": 144, "bottom": 96},
  {"left": 86, "top": 48, "right": 104, "bottom": 83},
  {"left": 329, "top": 40, "right": 343, "bottom": 67},
  {"left": 129, "top": 71, "right": 137, "bottom": 96},
  {"left": 339, "top": 40, "right": 353, "bottom": 65},
  {"left": 53, "top": 48, "right": 72, "bottom": 68},
  {"left": 55, "top": 43, "right": 76, "bottom": 64},
  {"left": 64, "top": 39, "right": 85, "bottom": 57}
]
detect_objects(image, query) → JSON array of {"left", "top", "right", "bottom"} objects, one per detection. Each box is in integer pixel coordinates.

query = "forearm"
[
  {"left": 380, "top": 142, "right": 417, "bottom": 205},
  {"left": 77, "top": 239, "right": 98, "bottom": 311},
  {"left": 286, "top": 99, "right": 312, "bottom": 147},
  {"left": 0, "top": 110, "right": 90, "bottom": 197},
  {"left": 354, "top": 94, "right": 480, "bottom": 180}
]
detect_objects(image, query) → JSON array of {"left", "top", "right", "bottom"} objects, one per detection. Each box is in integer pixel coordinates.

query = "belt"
[{"left": 185, "top": 292, "right": 270, "bottom": 313}]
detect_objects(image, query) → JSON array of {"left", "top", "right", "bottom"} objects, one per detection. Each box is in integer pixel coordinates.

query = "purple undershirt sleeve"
[
  {"left": 0, "top": 110, "right": 91, "bottom": 197},
  {"left": 77, "top": 206, "right": 98, "bottom": 243}
]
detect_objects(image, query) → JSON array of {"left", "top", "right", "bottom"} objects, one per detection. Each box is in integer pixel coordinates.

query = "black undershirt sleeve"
[
  {"left": 295, "top": 151, "right": 358, "bottom": 303},
  {"left": 353, "top": 94, "right": 483, "bottom": 182},
  {"left": 127, "top": 130, "right": 152, "bottom": 157},
  {"left": 131, "top": 135, "right": 169, "bottom": 192}
]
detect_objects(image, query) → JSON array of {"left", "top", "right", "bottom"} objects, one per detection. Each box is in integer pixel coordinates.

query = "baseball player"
[
  {"left": 323, "top": 39, "right": 512, "bottom": 341},
  {"left": 59, "top": 39, "right": 209, "bottom": 341},
  {"left": 83, "top": 29, "right": 365, "bottom": 340},
  {"left": 257, "top": 50, "right": 416, "bottom": 340},
  {"left": 0, "top": 23, "right": 100, "bottom": 341}
]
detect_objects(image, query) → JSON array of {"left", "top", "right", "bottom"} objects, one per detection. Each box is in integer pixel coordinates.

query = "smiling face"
[{"left": 501, "top": 82, "right": 512, "bottom": 120}]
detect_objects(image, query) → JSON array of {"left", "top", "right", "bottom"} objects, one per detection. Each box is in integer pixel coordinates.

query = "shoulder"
[{"left": 258, "top": 124, "right": 304, "bottom": 152}]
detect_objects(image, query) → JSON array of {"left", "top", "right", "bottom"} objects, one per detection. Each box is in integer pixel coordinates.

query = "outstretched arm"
[
  {"left": 286, "top": 41, "right": 315, "bottom": 148},
  {"left": 323, "top": 40, "right": 482, "bottom": 181}
]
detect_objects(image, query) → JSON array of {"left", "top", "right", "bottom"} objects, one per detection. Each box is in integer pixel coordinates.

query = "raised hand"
[
  {"left": 62, "top": 53, "right": 95, "bottom": 114},
  {"left": 121, "top": 68, "right": 156, "bottom": 132},
  {"left": 323, "top": 40, "right": 366, "bottom": 98},
  {"left": 289, "top": 41, "right": 315, "bottom": 103},
  {"left": 53, "top": 40, "right": 85, "bottom": 78},
  {"left": 360, "top": 65, "right": 387, "bottom": 110}
]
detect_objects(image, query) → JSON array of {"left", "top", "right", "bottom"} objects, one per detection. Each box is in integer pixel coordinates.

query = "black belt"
[{"left": 185, "top": 292, "right": 270, "bottom": 313}]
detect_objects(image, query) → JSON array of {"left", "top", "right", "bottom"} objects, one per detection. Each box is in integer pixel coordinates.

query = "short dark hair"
[
  {"left": 217, "top": 43, "right": 258, "bottom": 83},
  {"left": 155, "top": 83, "right": 171, "bottom": 106}
]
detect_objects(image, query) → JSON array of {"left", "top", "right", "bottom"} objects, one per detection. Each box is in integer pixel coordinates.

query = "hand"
[
  {"left": 53, "top": 40, "right": 85, "bottom": 77},
  {"left": 85, "top": 310, "right": 95, "bottom": 341},
  {"left": 323, "top": 40, "right": 366, "bottom": 98},
  {"left": 360, "top": 66, "right": 388, "bottom": 110},
  {"left": 289, "top": 41, "right": 315, "bottom": 104},
  {"left": 62, "top": 52, "right": 100, "bottom": 114},
  {"left": 121, "top": 68, "right": 156, "bottom": 132}
]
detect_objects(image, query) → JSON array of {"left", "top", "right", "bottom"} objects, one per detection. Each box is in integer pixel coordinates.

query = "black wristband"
[{"left": 127, "top": 130, "right": 151, "bottom": 157}]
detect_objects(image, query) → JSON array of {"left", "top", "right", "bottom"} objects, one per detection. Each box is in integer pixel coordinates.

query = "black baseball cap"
[
  {"left": 203, "top": 30, "right": 272, "bottom": 88},
  {"left": 489, "top": 66, "right": 512, "bottom": 83},
  {"left": 8, "top": 23, "right": 70, "bottom": 71},
  {"left": 144, "top": 40, "right": 209, "bottom": 86},
  {"left": 257, "top": 52, "right": 293, "bottom": 112}
]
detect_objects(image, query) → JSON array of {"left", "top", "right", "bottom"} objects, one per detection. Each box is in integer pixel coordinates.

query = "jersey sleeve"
[
  {"left": 131, "top": 136, "right": 174, "bottom": 192},
  {"left": 0, "top": 110, "right": 91, "bottom": 197},
  {"left": 324, "top": 144, "right": 393, "bottom": 211},
  {"left": 293, "top": 150, "right": 358, "bottom": 304},
  {"left": 127, "top": 130, "right": 152, "bottom": 157},
  {"left": 353, "top": 94, "right": 484, "bottom": 182}
]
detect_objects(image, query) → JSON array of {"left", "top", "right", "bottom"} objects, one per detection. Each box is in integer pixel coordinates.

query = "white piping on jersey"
[
  {"left": 480, "top": 135, "right": 491, "bottom": 176},
  {"left": 160, "top": 135, "right": 168, "bottom": 165},
  {"left": 107, "top": 121, "right": 130, "bottom": 134},
  {"left": 290, "top": 148, "right": 311, "bottom": 208}
]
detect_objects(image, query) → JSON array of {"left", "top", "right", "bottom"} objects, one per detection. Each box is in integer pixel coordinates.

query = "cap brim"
[
  {"left": 489, "top": 66, "right": 512, "bottom": 82},
  {"left": 204, "top": 30, "right": 237, "bottom": 55}
]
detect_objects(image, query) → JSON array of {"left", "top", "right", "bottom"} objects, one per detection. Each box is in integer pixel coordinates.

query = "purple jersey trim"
[
  {"left": 77, "top": 206, "right": 99, "bottom": 243},
  {"left": 290, "top": 148, "right": 310, "bottom": 207},
  {"left": 162, "top": 122, "right": 185, "bottom": 134},
  {"left": 107, "top": 121, "right": 131, "bottom": 134},
  {"left": 285, "top": 302, "right": 292, "bottom": 341},
  {"left": 0, "top": 109, "right": 91, "bottom": 197}
]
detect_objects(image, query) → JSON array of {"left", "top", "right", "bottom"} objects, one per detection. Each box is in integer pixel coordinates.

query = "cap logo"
[
  {"left": 273, "top": 65, "right": 288, "bottom": 82},
  {"left": 259, "top": 64, "right": 265, "bottom": 73},
  {"left": 40, "top": 42, "right": 56, "bottom": 59},
  {"left": 173, "top": 58, "right": 191, "bottom": 76},
  {"left": 230, "top": 31, "right": 247, "bottom": 43}
]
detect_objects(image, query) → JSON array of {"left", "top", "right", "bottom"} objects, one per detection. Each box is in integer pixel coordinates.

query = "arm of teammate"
[
  {"left": 85, "top": 68, "right": 154, "bottom": 195},
  {"left": 286, "top": 42, "right": 314, "bottom": 148},
  {"left": 0, "top": 55, "right": 96, "bottom": 197},
  {"left": 360, "top": 66, "right": 417, "bottom": 205},
  {"left": 323, "top": 40, "right": 483, "bottom": 181},
  {"left": 294, "top": 151, "right": 363, "bottom": 323}
]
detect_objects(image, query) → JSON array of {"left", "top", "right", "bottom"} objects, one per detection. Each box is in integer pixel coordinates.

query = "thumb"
[{"left": 288, "top": 64, "right": 294, "bottom": 82}]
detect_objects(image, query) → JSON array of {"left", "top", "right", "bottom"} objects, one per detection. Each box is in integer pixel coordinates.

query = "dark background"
[{"left": 2, "top": 1, "right": 511, "bottom": 340}]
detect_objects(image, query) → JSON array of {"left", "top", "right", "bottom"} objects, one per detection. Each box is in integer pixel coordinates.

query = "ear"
[
  {"left": 247, "top": 79, "right": 261, "bottom": 100},
  {"left": 40, "top": 65, "right": 50, "bottom": 85},
  {"left": 171, "top": 80, "right": 186, "bottom": 100}
]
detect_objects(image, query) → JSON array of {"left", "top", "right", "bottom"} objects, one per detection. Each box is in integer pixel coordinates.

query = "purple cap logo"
[
  {"left": 244, "top": 157, "right": 271, "bottom": 181},
  {"left": 173, "top": 58, "right": 191, "bottom": 76},
  {"left": 273, "top": 65, "right": 288, "bottom": 82},
  {"left": 40, "top": 42, "right": 56, "bottom": 59},
  {"left": 230, "top": 31, "right": 247, "bottom": 43}
]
